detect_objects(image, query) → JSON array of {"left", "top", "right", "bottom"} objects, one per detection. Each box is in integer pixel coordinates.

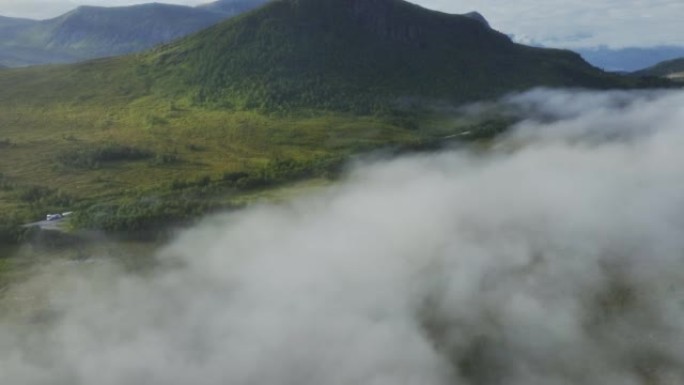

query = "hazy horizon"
[{"left": 0, "top": 0, "right": 682, "bottom": 49}]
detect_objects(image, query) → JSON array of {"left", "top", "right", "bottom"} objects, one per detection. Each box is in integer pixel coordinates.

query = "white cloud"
[
  {"left": 411, "top": 0, "right": 684, "bottom": 48},
  {"left": 3, "top": 89, "right": 684, "bottom": 384}
]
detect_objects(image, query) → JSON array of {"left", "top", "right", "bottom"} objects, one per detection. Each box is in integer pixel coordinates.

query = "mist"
[{"left": 3, "top": 89, "right": 684, "bottom": 384}]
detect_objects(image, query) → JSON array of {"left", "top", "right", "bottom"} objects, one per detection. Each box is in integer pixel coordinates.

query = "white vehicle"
[{"left": 46, "top": 213, "right": 63, "bottom": 221}]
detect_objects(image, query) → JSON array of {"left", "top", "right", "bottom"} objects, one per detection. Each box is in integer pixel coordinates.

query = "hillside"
[
  {"left": 39, "top": 4, "right": 225, "bottom": 57},
  {"left": 0, "top": 0, "right": 267, "bottom": 67},
  {"left": 0, "top": 0, "right": 670, "bottom": 235},
  {"left": 1, "top": 0, "right": 654, "bottom": 111},
  {"left": 146, "top": 0, "right": 651, "bottom": 112},
  {"left": 634, "top": 57, "right": 684, "bottom": 80}
]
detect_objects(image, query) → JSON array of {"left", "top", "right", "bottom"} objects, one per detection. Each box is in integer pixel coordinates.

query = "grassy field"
[{"left": 0, "top": 82, "right": 475, "bottom": 233}]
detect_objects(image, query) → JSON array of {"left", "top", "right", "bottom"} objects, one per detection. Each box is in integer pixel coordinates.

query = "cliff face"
[
  {"left": 317, "top": 0, "right": 508, "bottom": 48},
  {"left": 348, "top": 0, "right": 427, "bottom": 45},
  {"left": 463, "top": 12, "right": 490, "bottom": 28}
]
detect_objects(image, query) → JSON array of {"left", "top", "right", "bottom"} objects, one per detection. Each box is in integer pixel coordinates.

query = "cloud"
[
  {"left": 412, "top": 0, "right": 684, "bottom": 48},
  {"left": 3, "top": 89, "right": 684, "bottom": 384}
]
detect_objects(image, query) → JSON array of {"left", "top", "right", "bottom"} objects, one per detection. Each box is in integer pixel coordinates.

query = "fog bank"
[{"left": 3, "top": 89, "right": 684, "bottom": 384}]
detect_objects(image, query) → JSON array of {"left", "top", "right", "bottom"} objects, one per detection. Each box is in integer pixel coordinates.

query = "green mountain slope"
[
  {"left": 1, "top": 0, "right": 657, "bottom": 113},
  {"left": 634, "top": 57, "right": 684, "bottom": 79},
  {"left": 144, "top": 0, "right": 653, "bottom": 112}
]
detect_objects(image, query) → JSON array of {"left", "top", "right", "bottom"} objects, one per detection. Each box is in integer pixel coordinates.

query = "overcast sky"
[{"left": 0, "top": 0, "right": 682, "bottom": 48}]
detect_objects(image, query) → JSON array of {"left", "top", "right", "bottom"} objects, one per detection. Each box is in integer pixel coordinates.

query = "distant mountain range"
[
  {"left": 4, "top": 0, "right": 682, "bottom": 76},
  {"left": 0, "top": 0, "right": 269, "bottom": 67},
  {"left": 575, "top": 46, "right": 684, "bottom": 73},
  {"left": 634, "top": 57, "right": 684, "bottom": 79}
]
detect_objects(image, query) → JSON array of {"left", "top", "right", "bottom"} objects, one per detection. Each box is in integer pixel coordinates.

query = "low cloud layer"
[
  {"left": 3, "top": 89, "right": 684, "bottom": 384},
  {"left": 416, "top": 0, "right": 684, "bottom": 48}
]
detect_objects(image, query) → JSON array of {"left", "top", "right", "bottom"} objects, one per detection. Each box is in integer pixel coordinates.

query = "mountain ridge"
[
  {"left": 141, "top": 0, "right": 642, "bottom": 112},
  {"left": 0, "top": 0, "right": 268, "bottom": 67},
  {"left": 634, "top": 57, "right": 684, "bottom": 79}
]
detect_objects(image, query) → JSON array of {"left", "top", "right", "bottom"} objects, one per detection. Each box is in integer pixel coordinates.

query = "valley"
[
  {"left": 2, "top": 0, "right": 660, "bottom": 244},
  {"left": 1, "top": 0, "right": 684, "bottom": 383}
]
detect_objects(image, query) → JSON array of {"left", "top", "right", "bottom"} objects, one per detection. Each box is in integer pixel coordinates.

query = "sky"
[{"left": 0, "top": 0, "right": 682, "bottom": 48}]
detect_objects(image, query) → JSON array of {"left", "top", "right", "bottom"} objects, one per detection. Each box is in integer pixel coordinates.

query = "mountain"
[
  {"left": 575, "top": 46, "right": 684, "bottom": 72},
  {"left": 0, "top": 15, "right": 36, "bottom": 30},
  {"left": 0, "top": 0, "right": 268, "bottom": 67},
  {"left": 0, "top": 0, "right": 663, "bottom": 111},
  {"left": 462, "top": 11, "right": 490, "bottom": 28},
  {"left": 144, "top": 0, "right": 653, "bottom": 111},
  {"left": 634, "top": 57, "right": 684, "bottom": 80},
  {"left": 198, "top": 0, "right": 272, "bottom": 15},
  {"left": 39, "top": 4, "right": 225, "bottom": 57}
]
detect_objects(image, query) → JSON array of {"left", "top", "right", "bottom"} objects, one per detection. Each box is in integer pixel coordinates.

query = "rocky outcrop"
[{"left": 463, "top": 12, "right": 490, "bottom": 28}]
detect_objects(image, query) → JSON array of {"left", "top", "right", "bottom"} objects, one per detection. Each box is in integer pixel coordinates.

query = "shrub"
[
  {"left": 57, "top": 144, "right": 154, "bottom": 169},
  {"left": 153, "top": 152, "right": 181, "bottom": 165}
]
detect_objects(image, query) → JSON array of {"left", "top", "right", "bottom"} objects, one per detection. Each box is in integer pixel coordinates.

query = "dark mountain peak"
[
  {"left": 270, "top": 0, "right": 505, "bottom": 48},
  {"left": 462, "top": 11, "right": 490, "bottom": 28},
  {"left": 59, "top": 5, "right": 98, "bottom": 16},
  {"left": 145, "top": 0, "right": 634, "bottom": 112}
]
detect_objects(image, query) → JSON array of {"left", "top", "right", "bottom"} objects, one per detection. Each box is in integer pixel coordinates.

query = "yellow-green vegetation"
[
  {"left": 0, "top": 58, "right": 469, "bottom": 238},
  {"left": 0, "top": 99, "right": 438, "bottom": 231}
]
